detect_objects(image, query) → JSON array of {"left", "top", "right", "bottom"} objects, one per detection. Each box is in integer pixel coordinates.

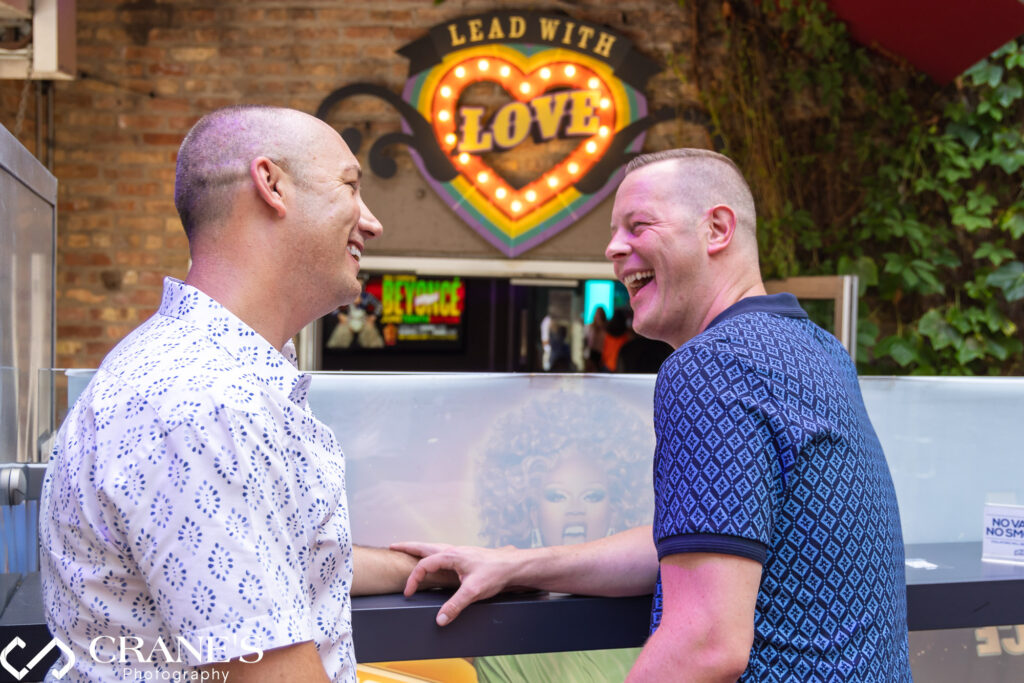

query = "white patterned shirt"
[{"left": 40, "top": 277, "right": 355, "bottom": 682}]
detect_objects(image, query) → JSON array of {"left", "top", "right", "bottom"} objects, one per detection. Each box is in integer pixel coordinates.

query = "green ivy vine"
[{"left": 683, "top": 0, "right": 1024, "bottom": 374}]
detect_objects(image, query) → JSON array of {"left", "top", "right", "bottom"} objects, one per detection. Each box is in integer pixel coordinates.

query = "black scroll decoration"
[
  {"left": 315, "top": 83, "right": 458, "bottom": 182},
  {"left": 573, "top": 106, "right": 676, "bottom": 195}
]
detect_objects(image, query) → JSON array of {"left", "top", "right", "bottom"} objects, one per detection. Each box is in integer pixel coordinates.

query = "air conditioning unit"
[{"left": 0, "top": 0, "right": 76, "bottom": 80}]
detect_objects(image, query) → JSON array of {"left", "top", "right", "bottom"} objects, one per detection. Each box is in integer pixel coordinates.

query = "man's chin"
[
  {"left": 336, "top": 282, "right": 362, "bottom": 307},
  {"left": 632, "top": 313, "right": 653, "bottom": 338}
]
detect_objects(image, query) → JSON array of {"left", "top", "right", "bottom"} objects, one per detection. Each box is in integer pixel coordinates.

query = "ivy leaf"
[
  {"left": 937, "top": 165, "right": 972, "bottom": 184},
  {"left": 994, "top": 79, "right": 1023, "bottom": 108},
  {"left": 994, "top": 149, "right": 1024, "bottom": 174},
  {"left": 933, "top": 250, "right": 961, "bottom": 268},
  {"left": 986, "top": 261, "right": 1024, "bottom": 301},
  {"left": 964, "top": 276, "right": 990, "bottom": 301},
  {"left": 966, "top": 186, "right": 999, "bottom": 215},
  {"left": 913, "top": 265, "right": 945, "bottom": 295},
  {"left": 887, "top": 338, "right": 919, "bottom": 367},
  {"left": 985, "top": 301, "right": 1017, "bottom": 336},
  {"left": 956, "top": 337, "right": 987, "bottom": 365},
  {"left": 985, "top": 336, "right": 1009, "bottom": 361},
  {"left": 917, "top": 309, "right": 962, "bottom": 351},
  {"left": 951, "top": 205, "right": 992, "bottom": 231},
  {"left": 973, "top": 242, "right": 1014, "bottom": 266},
  {"left": 946, "top": 122, "right": 981, "bottom": 150},
  {"left": 967, "top": 61, "right": 1003, "bottom": 88},
  {"left": 857, "top": 319, "right": 879, "bottom": 348},
  {"left": 1002, "top": 212, "right": 1024, "bottom": 239}
]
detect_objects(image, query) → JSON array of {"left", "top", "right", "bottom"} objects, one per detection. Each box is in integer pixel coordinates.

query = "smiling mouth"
[
  {"left": 624, "top": 270, "right": 654, "bottom": 295},
  {"left": 347, "top": 244, "right": 362, "bottom": 262}
]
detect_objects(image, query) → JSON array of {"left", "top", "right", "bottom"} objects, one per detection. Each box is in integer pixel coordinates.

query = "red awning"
[{"left": 827, "top": 0, "right": 1024, "bottom": 84}]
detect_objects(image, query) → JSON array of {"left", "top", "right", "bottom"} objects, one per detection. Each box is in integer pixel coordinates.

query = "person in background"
[
  {"left": 600, "top": 307, "right": 630, "bottom": 372},
  {"left": 583, "top": 306, "right": 607, "bottom": 372},
  {"left": 616, "top": 317, "right": 672, "bottom": 374},
  {"left": 39, "top": 105, "right": 444, "bottom": 683},
  {"left": 548, "top": 324, "right": 574, "bottom": 372},
  {"left": 395, "top": 149, "right": 911, "bottom": 682}
]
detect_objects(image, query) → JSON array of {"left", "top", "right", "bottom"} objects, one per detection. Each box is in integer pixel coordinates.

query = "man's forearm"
[
  {"left": 509, "top": 525, "right": 658, "bottom": 597},
  {"left": 351, "top": 545, "right": 421, "bottom": 596}
]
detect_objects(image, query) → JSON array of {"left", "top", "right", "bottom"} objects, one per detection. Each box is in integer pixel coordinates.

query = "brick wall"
[{"left": 0, "top": 0, "right": 701, "bottom": 369}]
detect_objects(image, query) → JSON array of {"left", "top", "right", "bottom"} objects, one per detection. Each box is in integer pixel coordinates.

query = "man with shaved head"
[
  {"left": 40, "top": 105, "right": 432, "bottom": 682},
  {"left": 396, "top": 149, "right": 911, "bottom": 681}
]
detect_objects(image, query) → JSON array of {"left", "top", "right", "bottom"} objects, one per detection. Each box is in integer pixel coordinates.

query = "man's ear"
[
  {"left": 250, "top": 156, "right": 288, "bottom": 218},
  {"left": 704, "top": 205, "right": 737, "bottom": 256}
]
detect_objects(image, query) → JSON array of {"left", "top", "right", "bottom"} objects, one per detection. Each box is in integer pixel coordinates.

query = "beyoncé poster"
[{"left": 315, "top": 11, "right": 670, "bottom": 257}]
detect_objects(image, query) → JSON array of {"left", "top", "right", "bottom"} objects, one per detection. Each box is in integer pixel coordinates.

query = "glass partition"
[
  {"left": 0, "top": 122, "right": 58, "bottom": 466},
  {"left": 53, "top": 370, "right": 1024, "bottom": 546},
  {"left": 33, "top": 369, "right": 1024, "bottom": 681}
]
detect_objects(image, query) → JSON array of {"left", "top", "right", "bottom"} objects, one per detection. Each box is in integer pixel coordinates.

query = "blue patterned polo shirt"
[
  {"left": 40, "top": 278, "right": 356, "bottom": 682},
  {"left": 651, "top": 294, "right": 911, "bottom": 681}
]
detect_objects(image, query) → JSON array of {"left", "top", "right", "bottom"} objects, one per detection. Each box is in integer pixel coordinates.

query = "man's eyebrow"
[{"left": 341, "top": 163, "right": 361, "bottom": 179}]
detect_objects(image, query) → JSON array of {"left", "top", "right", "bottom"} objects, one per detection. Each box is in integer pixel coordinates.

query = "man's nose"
[
  {"left": 605, "top": 228, "right": 629, "bottom": 261},
  {"left": 358, "top": 196, "right": 383, "bottom": 239}
]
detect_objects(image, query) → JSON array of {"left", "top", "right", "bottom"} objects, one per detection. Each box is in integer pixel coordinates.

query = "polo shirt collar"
[{"left": 705, "top": 292, "right": 808, "bottom": 331}]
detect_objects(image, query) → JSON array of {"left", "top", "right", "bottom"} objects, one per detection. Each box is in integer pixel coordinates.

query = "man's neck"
[{"left": 184, "top": 256, "right": 303, "bottom": 352}]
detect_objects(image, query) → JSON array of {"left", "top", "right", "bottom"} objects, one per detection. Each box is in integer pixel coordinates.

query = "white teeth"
[
  {"left": 624, "top": 270, "right": 654, "bottom": 286},
  {"left": 347, "top": 244, "right": 361, "bottom": 261}
]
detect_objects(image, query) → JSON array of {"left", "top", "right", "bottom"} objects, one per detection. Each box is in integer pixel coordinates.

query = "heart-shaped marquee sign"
[
  {"left": 317, "top": 11, "right": 666, "bottom": 258},
  {"left": 404, "top": 44, "right": 647, "bottom": 257}
]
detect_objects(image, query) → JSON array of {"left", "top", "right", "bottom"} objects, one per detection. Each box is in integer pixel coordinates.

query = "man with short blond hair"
[{"left": 397, "top": 149, "right": 911, "bottom": 681}]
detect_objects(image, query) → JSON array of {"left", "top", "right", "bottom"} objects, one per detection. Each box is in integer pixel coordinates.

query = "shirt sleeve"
[
  {"left": 96, "top": 389, "right": 315, "bottom": 664},
  {"left": 651, "top": 342, "right": 780, "bottom": 563}
]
